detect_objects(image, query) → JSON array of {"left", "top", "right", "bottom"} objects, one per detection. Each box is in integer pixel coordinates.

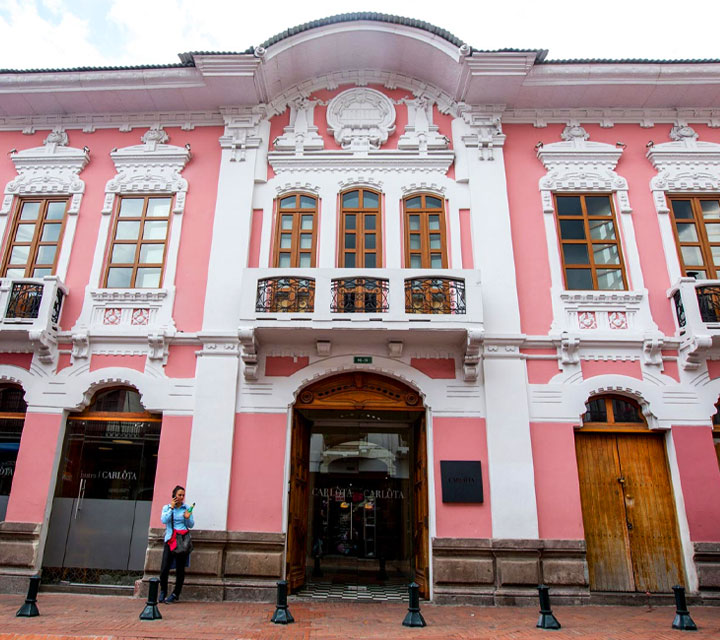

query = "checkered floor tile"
[{"left": 293, "top": 579, "right": 409, "bottom": 601}]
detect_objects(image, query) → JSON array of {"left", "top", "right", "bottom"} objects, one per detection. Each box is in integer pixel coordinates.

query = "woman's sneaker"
[
  {"left": 165, "top": 593, "right": 179, "bottom": 604},
  {"left": 158, "top": 591, "right": 166, "bottom": 603}
]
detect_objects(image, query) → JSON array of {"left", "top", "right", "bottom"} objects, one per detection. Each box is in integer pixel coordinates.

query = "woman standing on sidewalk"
[{"left": 159, "top": 485, "right": 194, "bottom": 603}]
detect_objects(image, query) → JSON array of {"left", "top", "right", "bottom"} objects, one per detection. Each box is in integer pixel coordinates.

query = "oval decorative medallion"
[{"left": 326, "top": 87, "right": 396, "bottom": 152}]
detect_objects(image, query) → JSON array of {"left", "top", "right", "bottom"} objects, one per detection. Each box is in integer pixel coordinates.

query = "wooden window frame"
[
  {"left": 103, "top": 195, "right": 173, "bottom": 289},
  {"left": 1, "top": 197, "right": 70, "bottom": 278},
  {"left": 403, "top": 194, "right": 448, "bottom": 269},
  {"left": 273, "top": 194, "right": 318, "bottom": 268},
  {"left": 339, "top": 188, "right": 382, "bottom": 268},
  {"left": 668, "top": 195, "right": 720, "bottom": 279},
  {"left": 580, "top": 394, "right": 648, "bottom": 433},
  {"left": 554, "top": 193, "right": 628, "bottom": 291}
]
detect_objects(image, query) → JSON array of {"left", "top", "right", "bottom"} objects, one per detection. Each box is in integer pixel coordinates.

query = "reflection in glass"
[{"left": 597, "top": 268, "right": 624, "bottom": 290}]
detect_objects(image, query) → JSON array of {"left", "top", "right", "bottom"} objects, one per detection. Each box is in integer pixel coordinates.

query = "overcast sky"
[{"left": 0, "top": 0, "right": 718, "bottom": 70}]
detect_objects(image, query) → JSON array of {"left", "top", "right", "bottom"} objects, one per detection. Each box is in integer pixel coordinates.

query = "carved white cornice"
[
  {"left": 459, "top": 106, "right": 506, "bottom": 161},
  {"left": 537, "top": 124, "right": 630, "bottom": 214},
  {"left": 647, "top": 125, "right": 720, "bottom": 214},
  {"left": 102, "top": 127, "right": 191, "bottom": 214},
  {"left": 268, "top": 150, "right": 454, "bottom": 173},
  {"left": 2, "top": 127, "right": 89, "bottom": 214},
  {"left": 218, "top": 107, "right": 266, "bottom": 162},
  {"left": 503, "top": 107, "right": 720, "bottom": 128}
]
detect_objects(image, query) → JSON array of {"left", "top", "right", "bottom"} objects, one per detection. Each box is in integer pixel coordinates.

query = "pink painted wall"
[
  {"left": 227, "top": 413, "right": 287, "bottom": 532},
  {"left": 150, "top": 414, "right": 193, "bottom": 524},
  {"left": 530, "top": 422, "right": 584, "bottom": 539},
  {"left": 707, "top": 359, "right": 720, "bottom": 380},
  {"left": 581, "top": 359, "right": 642, "bottom": 381},
  {"left": 410, "top": 358, "right": 455, "bottom": 379},
  {"left": 671, "top": 426, "right": 720, "bottom": 542},
  {"left": 433, "top": 417, "right": 491, "bottom": 538},
  {"left": 0, "top": 353, "right": 33, "bottom": 370},
  {"left": 89, "top": 354, "right": 145, "bottom": 372},
  {"left": 248, "top": 208, "right": 263, "bottom": 268},
  {"left": 662, "top": 358, "right": 680, "bottom": 382},
  {"left": 459, "top": 208, "right": 473, "bottom": 268},
  {"left": 164, "top": 345, "right": 198, "bottom": 379},
  {"left": 5, "top": 412, "right": 64, "bottom": 523},
  {"left": 265, "top": 356, "right": 309, "bottom": 377},
  {"left": 522, "top": 349, "right": 561, "bottom": 384}
]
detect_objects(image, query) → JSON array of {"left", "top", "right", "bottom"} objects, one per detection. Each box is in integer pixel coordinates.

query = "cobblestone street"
[{"left": 1, "top": 593, "right": 719, "bottom": 640}]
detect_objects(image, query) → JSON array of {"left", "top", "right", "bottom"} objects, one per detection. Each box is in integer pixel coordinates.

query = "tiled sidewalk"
[{"left": 1, "top": 593, "right": 719, "bottom": 640}]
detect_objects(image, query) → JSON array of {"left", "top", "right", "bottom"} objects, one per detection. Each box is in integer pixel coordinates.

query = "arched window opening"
[
  {"left": 403, "top": 194, "right": 447, "bottom": 269},
  {"left": 0, "top": 385, "right": 27, "bottom": 518},
  {"left": 581, "top": 394, "right": 646, "bottom": 429},
  {"left": 273, "top": 193, "right": 318, "bottom": 268},
  {"left": 339, "top": 189, "right": 382, "bottom": 268}
]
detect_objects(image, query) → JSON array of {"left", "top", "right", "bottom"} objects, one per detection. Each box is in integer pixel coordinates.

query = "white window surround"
[
  {"left": 647, "top": 124, "right": 720, "bottom": 284},
  {"left": 0, "top": 128, "right": 89, "bottom": 282},
  {"left": 537, "top": 124, "right": 655, "bottom": 338}
]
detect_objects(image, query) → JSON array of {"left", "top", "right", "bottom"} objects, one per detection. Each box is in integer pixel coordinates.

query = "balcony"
[
  {"left": 241, "top": 269, "right": 479, "bottom": 328},
  {"left": 669, "top": 278, "right": 720, "bottom": 369}
]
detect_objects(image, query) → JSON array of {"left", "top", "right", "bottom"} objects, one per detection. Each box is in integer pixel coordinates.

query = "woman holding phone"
[{"left": 158, "top": 485, "right": 195, "bottom": 603}]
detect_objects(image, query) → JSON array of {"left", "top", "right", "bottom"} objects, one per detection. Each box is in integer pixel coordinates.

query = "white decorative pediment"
[
  {"left": 2, "top": 128, "right": 89, "bottom": 215},
  {"left": 273, "top": 97, "right": 324, "bottom": 153},
  {"left": 537, "top": 124, "right": 630, "bottom": 214},
  {"left": 647, "top": 125, "right": 720, "bottom": 214},
  {"left": 326, "top": 87, "right": 396, "bottom": 152},
  {"left": 102, "top": 126, "right": 191, "bottom": 214}
]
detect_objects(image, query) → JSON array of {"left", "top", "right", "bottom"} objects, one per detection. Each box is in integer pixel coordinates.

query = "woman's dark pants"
[{"left": 159, "top": 542, "right": 189, "bottom": 597}]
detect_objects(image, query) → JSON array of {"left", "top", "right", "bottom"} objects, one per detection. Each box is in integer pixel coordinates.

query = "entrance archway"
[
  {"left": 286, "top": 372, "right": 430, "bottom": 597},
  {"left": 43, "top": 387, "right": 161, "bottom": 586},
  {"left": 575, "top": 394, "right": 685, "bottom": 592}
]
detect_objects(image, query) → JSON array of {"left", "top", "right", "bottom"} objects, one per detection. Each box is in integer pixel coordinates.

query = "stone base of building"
[{"left": 0, "top": 522, "right": 42, "bottom": 595}]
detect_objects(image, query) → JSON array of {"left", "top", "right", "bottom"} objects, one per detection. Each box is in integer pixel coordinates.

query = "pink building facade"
[{"left": 0, "top": 14, "right": 718, "bottom": 604}]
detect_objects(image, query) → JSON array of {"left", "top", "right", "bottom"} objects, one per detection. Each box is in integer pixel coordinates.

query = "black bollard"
[
  {"left": 16, "top": 574, "right": 40, "bottom": 617},
  {"left": 536, "top": 585, "right": 561, "bottom": 630},
  {"left": 671, "top": 585, "right": 697, "bottom": 631},
  {"left": 271, "top": 580, "right": 294, "bottom": 624},
  {"left": 402, "top": 582, "right": 426, "bottom": 627},
  {"left": 139, "top": 577, "right": 163, "bottom": 621}
]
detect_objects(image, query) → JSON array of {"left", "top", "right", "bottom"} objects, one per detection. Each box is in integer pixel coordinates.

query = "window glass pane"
[
  {"left": 41, "top": 223, "right": 62, "bottom": 242},
  {"left": 111, "top": 244, "right": 136, "bottom": 263},
  {"left": 430, "top": 254, "right": 443, "bottom": 268},
  {"left": 363, "top": 192, "right": 379, "bottom": 208},
  {"left": 280, "top": 196, "right": 296, "bottom": 209},
  {"left": 584, "top": 398, "right": 607, "bottom": 422},
  {"left": 278, "top": 254, "right": 291, "bottom": 267},
  {"left": 562, "top": 244, "right": 590, "bottom": 265},
  {"left": 589, "top": 220, "right": 616, "bottom": 240},
  {"left": 298, "top": 254, "right": 311, "bottom": 268},
  {"left": 612, "top": 398, "right": 643, "bottom": 423},
  {"left": 410, "top": 255, "right": 422, "bottom": 268},
  {"left": 566, "top": 268, "right": 593, "bottom": 290},
  {"left": 46, "top": 201, "right": 66, "bottom": 220},
  {"left": 429, "top": 234, "right": 442, "bottom": 250},
  {"left": 344, "top": 253, "right": 355, "bottom": 268},
  {"left": 345, "top": 234, "right": 356, "bottom": 249},
  {"left": 365, "top": 215, "right": 376, "bottom": 230},
  {"left": 300, "top": 196, "right": 316, "bottom": 209},
  {"left": 116, "top": 220, "right": 140, "bottom": 240},
  {"left": 5, "top": 268, "right": 25, "bottom": 278},
  {"left": 406, "top": 197, "right": 422, "bottom": 209},
  {"left": 143, "top": 221, "right": 168, "bottom": 240},
  {"left": 586, "top": 196, "right": 612, "bottom": 216},
  {"left": 365, "top": 234, "right": 376, "bottom": 249},
  {"left": 409, "top": 215, "right": 420, "bottom": 231},
  {"left": 106, "top": 267, "right": 133, "bottom": 288},
  {"left": 300, "top": 234, "right": 312, "bottom": 249},
  {"left": 32, "top": 268, "right": 51, "bottom": 278},
  {"left": 677, "top": 223, "right": 699, "bottom": 242},
  {"left": 426, "top": 196, "right": 442, "bottom": 208},
  {"left": 139, "top": 244, "right": 164, "bottom": 264},
  {"left": 593, "top": 244, "right": 621, "bottom": 265},
  {"left": 671, "top": 200, "right": 693, "bottom": 219},
  {"left": 15, "top": 224, "right": 34, "bottom": 242},
  {"left": 136, "top": 268, "right": 161, "bottom": 288},
  {"left": 681, "top": 245, "right": 705, "bottom": 266},
  {"left": 597, "top": 269, "right": 624, "bottom": 290},
  {"left": 559, "top": 220, "right": 585, "bottom": 240},
  {"left": 345, "top": 214, "right": 356, "bottom": 230},
  {"left": 365, "top": 253, "right": 376, "bottom": 268},
  {"left": 35, "top": 245, "right": 56, "bottom": 264},
  {"left": 409, "top": 235, "right": 421, "bottom": 250},
  {"left": 705, "top": 223, "right": 720, "bottom": 242},
  {"left": 701, "top": 200, "right": 720, "bottom": 219},
  {"left": 301, "top": 215, "right": 313, "bottom": 230},
  {"left": 711, "top": 246, "right": 720, "bottom": 267},
  {"left": 343, "top": 191, "right": 360, "bottom": 208},
  {"left": 147, "top": 198, "right": 171, "bottom": 217},
  {"left": 119, "top": 199, "right": 144, "bottom": 217},
  {"left": 281, "top": 214, "right": 293, "bottom": 230},
  {"left": 9, "top": 246, "right": 30, "bottom": 264},
  {"left": 556, "top": 196, "right": 582, "bottom": 216},
  {"left": 280, "top": 233, "right": 292, "bottom": 249},
  {"left": 20, "top": 202, "right": 41, "bottom": 220},
  {"left": 428, "top": 215, "right": 441, "bottom": 230}
]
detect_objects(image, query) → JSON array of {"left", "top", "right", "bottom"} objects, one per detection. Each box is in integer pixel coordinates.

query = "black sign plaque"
[{"left": 440, "top": 461, "right": 483, "bottom": 503}]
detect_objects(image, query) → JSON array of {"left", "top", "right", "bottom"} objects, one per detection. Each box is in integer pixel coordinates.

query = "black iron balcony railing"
[
  {"left": 255, "top": 277, "right": 315, "bottom": 313},
  {"left": 5, "top": 282, "right": 44, "bottom": 319},
  {"left": 696, "top": 285, "right": 720, "bottom": 323},
  {"left": 404, "top": 277, "right": 466, "bottom": 314},
  {"left": 330, "top": 277, "right": 389, "bottom": 313}
]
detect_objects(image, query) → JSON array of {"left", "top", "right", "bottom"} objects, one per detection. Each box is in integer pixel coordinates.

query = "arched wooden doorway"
[
  {"left": 575, "top": 394, "right": 685, "bottom": 592},
  {"left": 287, "top": 372, "right": 429, "bottom": 596},
  {"left": 0, "top": 385, "right": 27, "bottom": 522}
]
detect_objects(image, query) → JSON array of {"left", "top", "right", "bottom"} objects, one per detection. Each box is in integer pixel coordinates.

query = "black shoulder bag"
[{"left": 170, "top": 506, "right": 194, "bottom": 555}]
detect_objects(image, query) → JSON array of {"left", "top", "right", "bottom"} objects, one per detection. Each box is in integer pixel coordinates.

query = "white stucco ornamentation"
[
  {"left": 273, "top": 97, "right": 325, "bottom": 153},
  {"left": 326, "top": 87, "right": 396, "bottom": 152},
  {"left": 1, "top": 128, "right": 89, "bottom": 215},
  {"left": 397, "top": 96, "right": 449, "bottom": 152},
  {"left": 460, "top": 107, "right": 505, "bottom": 161}
]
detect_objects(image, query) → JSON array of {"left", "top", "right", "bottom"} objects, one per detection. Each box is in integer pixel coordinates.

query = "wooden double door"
[{"left": 575, "top": 432, "right": 685, "bottom": 592}]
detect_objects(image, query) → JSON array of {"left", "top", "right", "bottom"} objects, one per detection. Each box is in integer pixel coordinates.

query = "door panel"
[
  {"left": 618, "top": 434, "right": 684, "bottom": 592},
  {"left": 128, "top": 501, "right": 153, "bottom": 571},
  {"left": 286, "top": 412, "right": 310, "bottom": 591},
  {"left": 412, "top": 416, "right": 430, "bottom": 598},
  {"left": 576, "top": 433, "right": 634, "bottom": 591},
  {"left": 0, "top": 495, "right": 8, "bottom": 522},
  {"left": 42, "top": 497, "right": 74, "bottom": 566}
]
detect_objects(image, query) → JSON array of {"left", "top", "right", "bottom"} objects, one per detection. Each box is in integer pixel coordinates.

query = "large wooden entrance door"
[
  {"left": 286, "top": 412, "right": 311, "bottom": 591},
  {"left": 412, "top": 415, "right": 430, "bottom": 598},
  {"left": 576, "top": 431, "right": 685, "bottom": 592}
]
